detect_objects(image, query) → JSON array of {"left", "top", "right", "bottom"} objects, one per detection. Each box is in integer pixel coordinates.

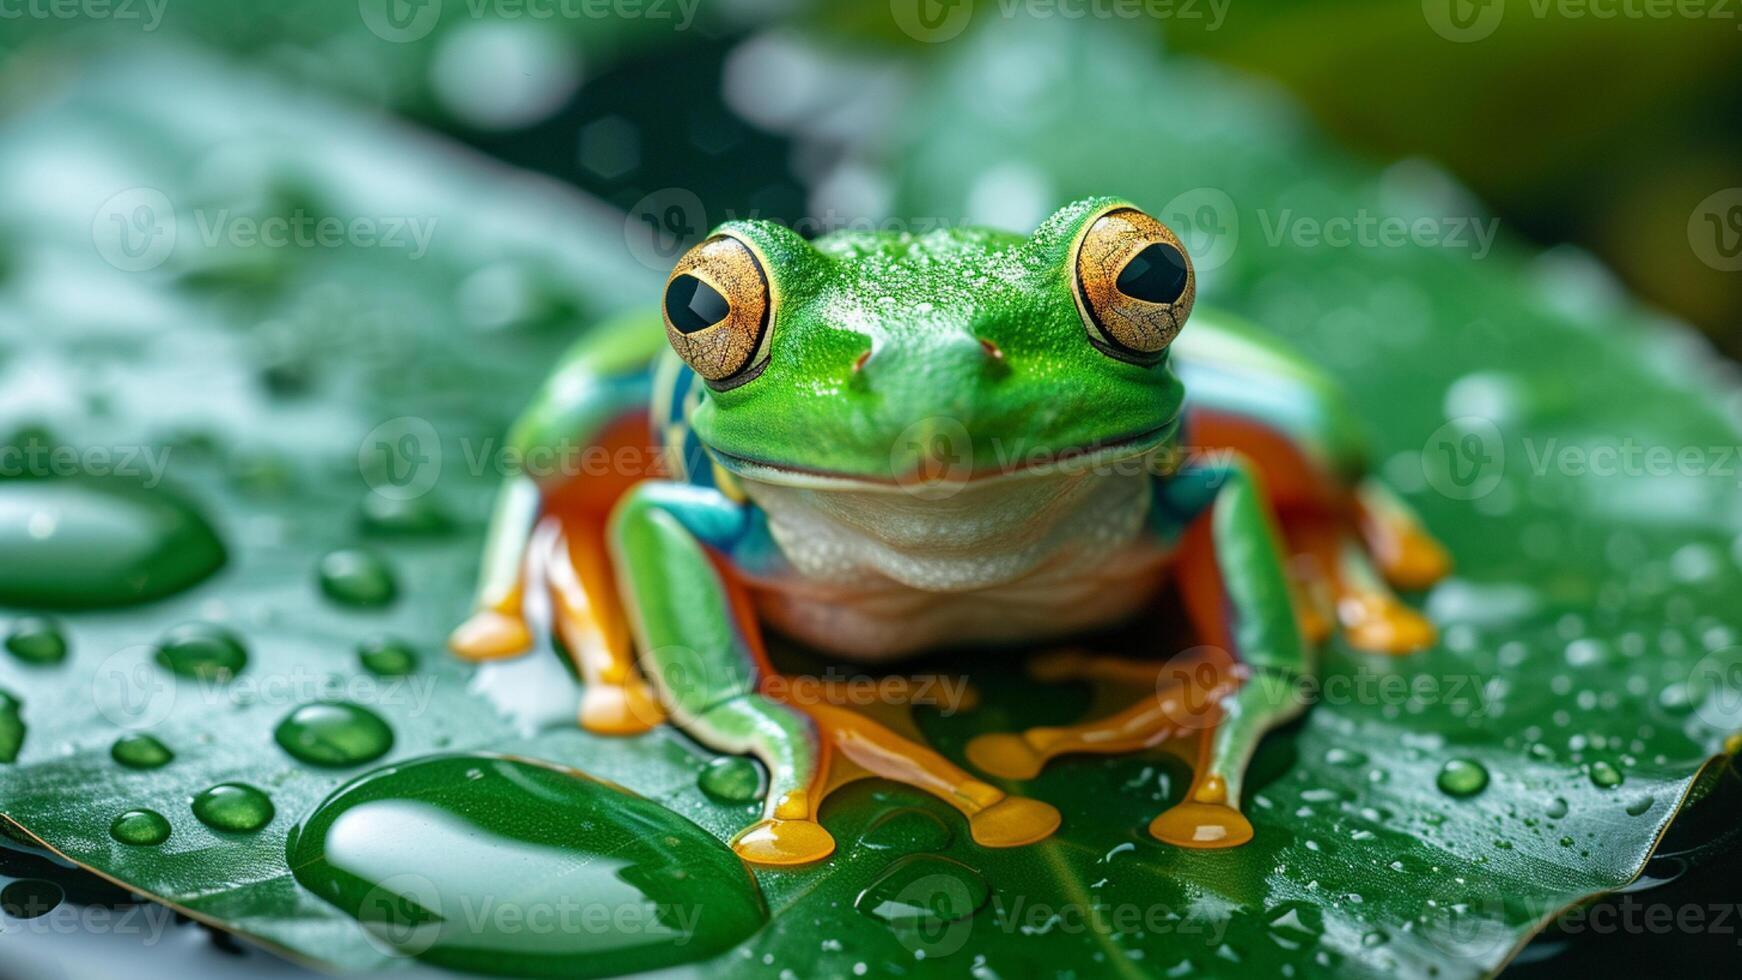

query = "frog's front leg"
[
  {"left": 968, "top": 459, "right": 1311, "bottom": 850},
  {"left": 610, "top": 481, "right": 1061, "bottom": 866},
  {"left": 1147, "top": 461, "right": 1312, "bottom": 848}
]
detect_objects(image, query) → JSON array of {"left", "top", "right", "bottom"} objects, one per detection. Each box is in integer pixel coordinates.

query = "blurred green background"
[{"left": 2, "top": 0, "right": 1737, "bottom": 350}]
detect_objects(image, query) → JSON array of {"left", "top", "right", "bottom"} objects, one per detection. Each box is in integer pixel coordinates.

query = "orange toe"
[
  {"left": 449, "top": 610, "right": 533, "bottom": 661},
  {"left": 965, "top": 732, "right": 1047, "bottom": 780},
  {"left": 1149, "top": 801, "right": 1254, "bottom": 849},
  {"left": 731, "top": 818, "right": 836, "bottom": 866},
  {"left": 579, "top": 681, "right": 665, "bottom": 735},
  {"left": 968, "top": 795, "right": 1061, "bottom": 848},
  {"left": 1382, "top": 535, "right": 1452, "bottom": 592},
  {"left": 1340, "top": 596, "right": 1436, "bottom": 655}
]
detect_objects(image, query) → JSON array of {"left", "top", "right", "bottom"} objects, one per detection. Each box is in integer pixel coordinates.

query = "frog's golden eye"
[
  {"left": 662, "top": 234, "right": 773, "bottom": 389},
  {"left": 1071, "top": 206, "right": 1195, "bottom": 363}
]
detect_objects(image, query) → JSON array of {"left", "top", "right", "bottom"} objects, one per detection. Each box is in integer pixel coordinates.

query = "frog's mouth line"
[{"left": 705, "top": 419, "right": 1180, "bottom": 492}]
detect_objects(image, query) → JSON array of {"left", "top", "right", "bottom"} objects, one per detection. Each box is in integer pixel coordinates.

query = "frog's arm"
[
  {"left": 610, "top": 480, "right": 1060, "bottom": 866},
  {"left": 449, "top": 313, "right": 663, "bottom": 662},
  {"left": 966, "top": 456, "right": 1308, "bottom": 850},
  {"left": 1140, "top": 458, "right": 1311, "bottom": 847}
]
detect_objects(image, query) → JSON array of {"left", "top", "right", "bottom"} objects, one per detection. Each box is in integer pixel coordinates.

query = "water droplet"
[
  {"left": 1558, "top": 836, "right": 1574, "bottom": 847},
  {"left": 1625, "top": 795, "right": 1654, "bottom": 816},
  {"left": 1436, "top": 758, "right": 1489, "bottom": 797},
  {"left": 859, "top": 807, "right": 952, "bottom": 853},
  {"left": 697, "top": 756, "right": 763, "bottom": 804},
  {"left": 192, "top": 783, "right": 275, "bottom": 832},
  {"left": 287, "top": 754, "right": 764, "bottom": 976},
  {"left": 1361, "top": 929, "right": 1390, "bottom": 948},
  {"left": 856, "top": 854, "right": 988, "bottom": 930},
  {"left": 358, "top": 637, "right": 419, "bottom": 676},
  {"left": 1545, "top": 797, "right": 1569, "bottom": 819},
  {"left": 318, "top": 549, "right": 398, "bottom": 608},
  {"left": 0, "top": 689, "right": 24, "bottom": 762},
  {"left": 110, "top": 809, "right": 171, "bottom": 846},
  {"left": 275, "top": 702, "right": 394, "bottom": 767},
  {"left": 1589, "top": 761, "right": 1624, "bottom": 789},
  {"left": 360, "top": 494, "right": 454, "bottom": 537},
  {"left": 0, "top": 477, "right": 225, "bottom": 608},
  {"left": 111, "top": 733, "right": 173, "bottom": 769},
  {"left": 154, "top": 623, "right": 248, "bottom": 681},
  {"left": 0, "top": 879, "right": 62, "bottom": 919},
  {"left": 5, "top": 617, "right": 68, "bottom": 664},
  {"left": 1324, "top": 748, "right": 1367, "bottom": 768}
]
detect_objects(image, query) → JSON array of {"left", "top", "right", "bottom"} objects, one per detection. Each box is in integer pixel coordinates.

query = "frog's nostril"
[
  {"left": 851, "top": 350, "right": 872, "bottom": 374},
  {"left": 977, "top": 337, "right": 1004, "bottom": 362}
]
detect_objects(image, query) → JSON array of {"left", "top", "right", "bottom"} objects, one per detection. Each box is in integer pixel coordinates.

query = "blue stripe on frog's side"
[{"left": 645, "top": 349, "right": 788, "bottom": 579}]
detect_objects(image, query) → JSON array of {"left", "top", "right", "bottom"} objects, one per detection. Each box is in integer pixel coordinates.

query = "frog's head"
[{"left": 660, "top": 197, "right": 1193, "bottom": 495}]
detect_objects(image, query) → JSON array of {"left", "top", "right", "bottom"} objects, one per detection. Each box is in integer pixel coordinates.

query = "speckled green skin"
[{"left": 693, "top": 199, "right": 1182, "bottom": 478}]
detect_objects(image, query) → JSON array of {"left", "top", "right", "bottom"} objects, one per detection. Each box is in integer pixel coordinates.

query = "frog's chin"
[{"left": 703, "top": 422, "right": 1178, "bottom": 494}]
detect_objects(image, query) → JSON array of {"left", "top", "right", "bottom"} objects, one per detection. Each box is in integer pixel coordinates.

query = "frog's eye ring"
[
  {"left": 1071, "top": 206, "right": 1195, "bottom": 363},
  {"left": 662, "top": 234, "right": 773, "bottom": 389}
]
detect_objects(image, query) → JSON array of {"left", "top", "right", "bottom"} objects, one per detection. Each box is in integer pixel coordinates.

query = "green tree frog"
[{"left": 449, "top": 197, "right": 1447, "bottom": 865}]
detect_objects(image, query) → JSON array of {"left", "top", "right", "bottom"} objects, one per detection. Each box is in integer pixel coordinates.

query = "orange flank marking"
[
  {"left": 542, "top": 412, "right": 665, "bottom": 517},
  {"left": 1186, "top": 409, "right": 1342, "bottom": 513}
]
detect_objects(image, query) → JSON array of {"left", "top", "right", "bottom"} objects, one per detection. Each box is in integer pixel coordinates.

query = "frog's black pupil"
[
  {"left": 1114, "top": 243, "right": 1188, "bottom": 304},
  {"left": 666, "top": 274, "right": 730, "bottom": 334}
]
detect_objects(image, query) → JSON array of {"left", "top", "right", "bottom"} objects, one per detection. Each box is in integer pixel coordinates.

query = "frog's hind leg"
[
  {"left": 803, "top": 701, "right": 1062, "bottom": 851},
  {"left": 1174, "top": 311, "right": 1442, "bottom": 655},
  {"left": 963, "top": 648, "right": 1235, "bottom": 781}
]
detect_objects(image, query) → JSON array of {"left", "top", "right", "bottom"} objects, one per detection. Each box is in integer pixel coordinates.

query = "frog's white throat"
[{"left": 738, "top": 464, "right": 1158, "bottom": 595}]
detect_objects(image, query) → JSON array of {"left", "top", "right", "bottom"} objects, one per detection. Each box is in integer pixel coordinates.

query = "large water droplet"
[
  {"left": 5, "top": 617, "right": 68, "bottom": 664},
  {"left": 0, "top": 477, "right": 225, "bottom": 608},
  {"left": 274, "top": 702, "right": 394, "bottom": 767},
  {"left": 0, "top": 689, "right": 24, "bottom": 763},
  {"left": 111, "top": 733, "right": 174, "bottom": 769},
  {"left": 859, "top": 807, "right": 952, "bottom": 854},
  {"left": 192, "top": 783, "right": 275, "bottom": 832},
  {"left": 697, "top": 756, "right": 763, "bottom": 804},
  {"left": 318, "top": 549, "right": 398, "bottom": 608},
  {"left": 1436, "top": 758, "right": 1489, "bottom": 797},
  {"left": 856, "top": 855, "right": 988, "bottom": 930},
  {"left": 358, "top": 637, "right": 419, "bottom": 676},
  {"left": 110, "top": 809, "right": 172, "bottom": 846},
  {"left": 154, "top": 623, "right": 248, "bottom": 681},
  {"left": 1589, "top": 761, "right": 1624, "bottom": 789},
  {"left": 286, "top": 754, "right": 765, "bottom": 978}
]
